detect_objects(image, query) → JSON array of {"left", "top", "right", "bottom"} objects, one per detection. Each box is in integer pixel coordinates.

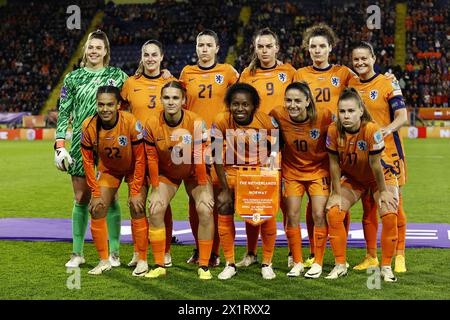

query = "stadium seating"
[{"left": 0, "top": 0, "right": 103, "bottom": 114}]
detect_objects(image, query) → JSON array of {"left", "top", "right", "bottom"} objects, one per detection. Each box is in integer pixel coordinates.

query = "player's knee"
[
  {"left": 148, "top": 212, "right": 165, "bottom": 227},
  {"left": 197, "top": 204, "right": 213, "bottom": 224},
  {"left": 74, "top": 191, "right": 90, "bottom": 205},
  {"left": 130, "top": 208, "right": 146, "bottom": 220},
  {"left": 312, "top": 211, "right": 326, "bottom": 226}
]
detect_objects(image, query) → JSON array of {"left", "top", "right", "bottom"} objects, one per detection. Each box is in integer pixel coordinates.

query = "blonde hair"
[
  {"left": 80, "top": 30, "right": 110, "bottom": 68},
  {"left": 135, "top": 40, "right": 164, "bottom": 77}
]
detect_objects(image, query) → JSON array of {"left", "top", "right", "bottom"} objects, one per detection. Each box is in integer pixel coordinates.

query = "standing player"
[
  {"left": 293, "top": 23, "right": 357, "bottom": 269},
  {"left": 80, "top": 86, "right": 146, "bottom": 276},
  {"left": 325, "top": 88, "right": 399, "bottom": 282},
  {"left": 121, "top": 40, "right": 176, "bottom": 269},
  {"left": 55, "top": 30, "right": 128, "bottom": 268},
  {"left": 144, "top": 81, "right": 215, "bottom": 280},
  {"left": 348, "top": 41, "right": 408, "bottom": 272},
  {"left": 270, "top": 82, "right": 333, "bottom": 278},
  {"left": 238, "top": 28, "right": 295, "bottom": 267},
  {"left": 213, "top": 83, "right": 279, "bottom": 280},
  {"left": 180, "top": 29, "right": 239, "bottom": 266}
]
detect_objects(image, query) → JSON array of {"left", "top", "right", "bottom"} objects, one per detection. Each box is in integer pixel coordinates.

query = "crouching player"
[
  {"left": 325, "top": 88, "right": 399, "bottom": 282},
  {"left": 81, "top": 86, "right": 147, "bottom": 276},
  {"left": 213, "top": 83, "right": 280, "bottom": 280},
  {"left": 270, "top": 81, "right": 333, "bottom": 278},
  {"left": 144, "top": 81, "right": 215, "bottom": 280}
]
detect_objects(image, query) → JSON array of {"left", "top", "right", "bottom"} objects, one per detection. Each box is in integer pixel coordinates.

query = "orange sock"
[
  {"left": 396, "top": 194, "right": 407, "bottom": 252},
  {"left": 91, "top": 217, "right": 109, "bottom": 260},
  {"left": 198, "top": 239, "right": 213, "bottom": 267},
  {"left": 261, "top": 218, "right": 277, "bottom": 264},
  {"left": 131, "top": 217, "right": 149, "bottom": 261},
  {"left": 212, "top": 211, "right": 220, "bottom": 256},
  {"left": 314, "top": 226, "right": 328, "bottom": 266},
  {"left": 381, "top": 213, "right": 398, "bottom": 266},
  {"left": 362, "top": 192, "right": 378, "bottom": 256},
  {"left": 188, "top": 199, "right": 199, "bottom": 249},
  {"left": 164, "top": 206, "right": 173, "bottom": 254},
  {"left": 305, "top": 200, "right": 315, "bottom": 256},
  {"left": 245, "top": 222, "right": 260, "bottom": 255},
  {"left": 327, "top": 206, "right": 347, "bottom": 264},
  {"left": 218, "top": 215, "right": 235, "bottom": 263},
  {"left": 285, "top": 226, "right": 303, "bottom": 263},
  {"left": 148, "top": 227, "right": 166, "bottom": 266},
  {"left": 343, "top": 210, "right": 351, "bottom": 234}
]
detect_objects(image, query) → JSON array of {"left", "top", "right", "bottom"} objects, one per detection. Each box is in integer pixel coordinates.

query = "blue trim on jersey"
[
  {"left": 392, "top": 131, "right": 404, "bottom": 160},
  {"left": 312, "top": 64, "right": 332, "bottom": 72},
  {"left": 388, "top": 104, "right": 405, "bottom": 160},
  {"left": 381, "top": 158, "right": 397, "bottom": 175},
  {"left": 359, "top": 73, "right": 380, "bottom": 83},
  {"left": 388, "top": 96, "right": 406, "bottom": 112}
]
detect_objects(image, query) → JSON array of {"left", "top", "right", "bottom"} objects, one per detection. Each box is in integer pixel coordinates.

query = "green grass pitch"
[{"left": 1, "top": 139, "right": 450, "bottom": 300}]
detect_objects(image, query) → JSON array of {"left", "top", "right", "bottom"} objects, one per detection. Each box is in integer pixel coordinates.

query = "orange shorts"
[
  {"left": 159, "top": 174, "right": 212, "bottom": 187},
  {"left": 97, "top": 171, "right": 132, "bottom": 189},
  {"left": 282, "top": 176, "right": 330, "bottom": 197},
  {"left": 341, "top": 171, "right": 398, "bottom": 194}
]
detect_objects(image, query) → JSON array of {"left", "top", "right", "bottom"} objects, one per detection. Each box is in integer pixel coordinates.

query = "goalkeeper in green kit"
[{"left": 54, "top": 30, "right": 128, "bottom": 268}]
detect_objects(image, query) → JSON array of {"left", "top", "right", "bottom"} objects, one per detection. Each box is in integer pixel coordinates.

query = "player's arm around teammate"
[
  {"left": 270, "top": 82, "right": 333, "bottom": 279},
  {"left": 80, "top": 86, "right": 146, "bottom": 276},
  {"left": 325, "top": 88, "right": 399, "bottom": 282},
  {"left": 144, "top": 81, "right": 215, "bottom": 280}
]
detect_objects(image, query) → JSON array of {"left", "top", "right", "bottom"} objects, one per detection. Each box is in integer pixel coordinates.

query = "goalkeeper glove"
[{"left": 54, "top": 140, "right": 73, "bottom": 171}]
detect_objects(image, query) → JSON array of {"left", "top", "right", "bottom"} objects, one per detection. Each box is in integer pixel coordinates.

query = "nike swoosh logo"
[
  {"left": 189, "top": 78, "right": 195, "bottom": 82},
  {"left": 251, "top": 79, "right": 259, "bottom": 83},
  {"left": 134, "top": 89, "right": 142, "bottom": 92}
]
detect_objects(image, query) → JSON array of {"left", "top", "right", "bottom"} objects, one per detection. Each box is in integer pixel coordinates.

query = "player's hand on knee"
[
  {"left": 130, "top": 194, "right": 145, "bottom": 215},
  {"left": 196, "top": 187, "right": 214, "bottom": 212},
  {"left": 148, "top": 191, "right": 165, "bottom": 215},
  {"left": 325, "top": 193, "right": 341, "bottom": 212},
  {"left": 54, "top": 146, "right": 73, "bottom": 172},
  {"left": 89, "top": 197, "right": 106, "bottom": 216},
  {"left": 379, "top": 191, "right": 397, "bottom": 213},
  {"left": 217, "top": 189, "right": 234, "bottom": 214}
]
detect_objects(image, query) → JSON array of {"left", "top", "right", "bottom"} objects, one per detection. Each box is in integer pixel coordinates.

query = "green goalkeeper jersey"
[{"left": 56, "top": 66, "right": 128, "bottom": 176}]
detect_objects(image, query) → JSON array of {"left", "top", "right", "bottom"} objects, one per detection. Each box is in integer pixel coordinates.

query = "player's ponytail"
[
  {"left": 285, "top": 81, "right": 317, "bottom": 123},
  {"left": 135, "top": 40, "right": 164, "bottom": 77},
  {"left": 249, "top": 28, "right": 279, "bottom": 76},
  {"left": 336, "top": 87, "right": 373, "bottom": 139},
  {"left": 80, "top": 30, "right": 111, "bottom": 68}
]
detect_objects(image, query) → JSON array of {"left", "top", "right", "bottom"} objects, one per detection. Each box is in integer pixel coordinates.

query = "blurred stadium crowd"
[{"left": 0, "top": 0, "right": 447, "bottom": 115}]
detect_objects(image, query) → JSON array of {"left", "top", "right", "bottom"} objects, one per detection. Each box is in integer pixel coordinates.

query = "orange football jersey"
[
  {"left": 326, "top": 121, "right": 394, "bottom": 185},
  {"left": 120, "top": 73, "right": 177, "bottom": 123},
  {"left": 239, "top": 64, "right": 296, "bottom": 114},
  {"left": 144, "top": 109, "right": 207, "bottom": 182},
  {"left": 270, "top": 106, "right": 333, "bottom": 181},
  {"left": 294, "top": 64, "right": 356, "bottom": 114},
  {"left": 179, "top": 63, "right": 239, "bottom": 127},
  {"left": 81, "top": 111, "right": 145, "bottom": 196},
  {"left": 348, "top": 73, "right": 406, "bottom": 165},
  {"left": 212, "top": 111, "right": 279, "bottom": 178}
]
